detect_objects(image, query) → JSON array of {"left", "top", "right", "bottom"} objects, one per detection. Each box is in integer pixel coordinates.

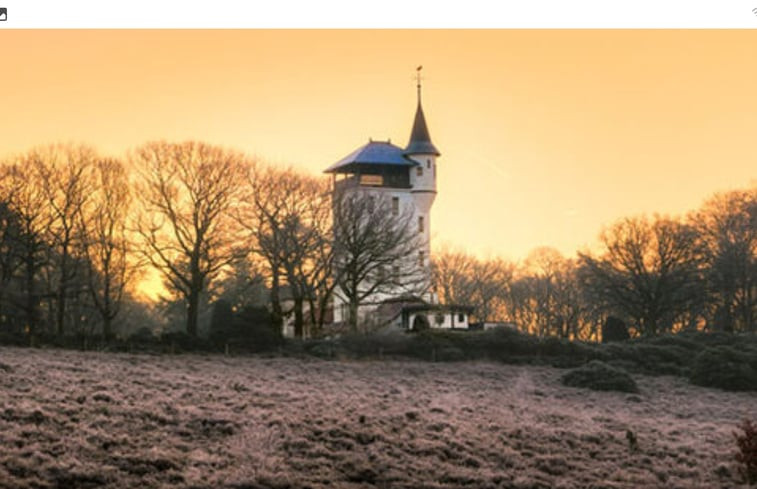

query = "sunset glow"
[{"left": 3, "top": 29, "right": 756, "bottom": 266}]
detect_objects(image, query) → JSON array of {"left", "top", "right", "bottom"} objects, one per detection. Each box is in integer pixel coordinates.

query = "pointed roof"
[
  {"left": 324, "top": 140, "right": 418, "bottom": 174},
  {"left": 404, "top": 99, "right": 440, "bottom": 156}
]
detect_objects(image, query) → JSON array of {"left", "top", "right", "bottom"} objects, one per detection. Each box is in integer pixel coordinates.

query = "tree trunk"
[
  {"left": 56, "top": 285, "right": 66, "bottom": 336},
  {"left": 103, "top": 315, "right": 113, "bottom": 342},
  {"left": 270, "top": 270, "right": 283, "bottom": 330},
  {"left": 348, "top": 299, "right": 359, "bottom": 332},
  {"left": 187, "top": 288, "right": 199, "bottom": 337},
  {"left": 56, "top": 248, "right": 69, "bottom": 337},
  {"left": 25, "top": 257, "right": 36, "bottom": 336},
  {"left": 293, "top": 296, "right": 304, "bottom": 338}
]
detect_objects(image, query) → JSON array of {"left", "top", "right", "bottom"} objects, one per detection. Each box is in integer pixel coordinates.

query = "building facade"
[{"left": 325, "top": 81, "right": 473, "bottom": 330}]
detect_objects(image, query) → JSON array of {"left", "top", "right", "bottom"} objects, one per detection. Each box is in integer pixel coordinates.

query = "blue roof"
[{"left": 324, "top": 141, "right": 418, "bottom": 173}]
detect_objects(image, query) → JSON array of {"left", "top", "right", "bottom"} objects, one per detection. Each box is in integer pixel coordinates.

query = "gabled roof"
[
  {"left": 324, "top": 140, "right": 418, "bottom": 174},
  {"left": 404, "top": 101, "right": 440, "bottom": 156}
]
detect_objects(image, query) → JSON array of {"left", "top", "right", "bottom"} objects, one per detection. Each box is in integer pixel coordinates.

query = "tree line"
[
  {"left": 0, "top": 141, "right": 754, "bottom": 344},
  {"left": 433, "top": 187, "right": 756, "bottom": 338},
  {"left": 0, "top": 141, "right": 425, "bottom": 344}
]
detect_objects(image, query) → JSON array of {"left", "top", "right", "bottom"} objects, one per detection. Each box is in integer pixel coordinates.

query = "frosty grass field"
[{"left": 0, "top": 346, "right": 755, "bottom": 488}]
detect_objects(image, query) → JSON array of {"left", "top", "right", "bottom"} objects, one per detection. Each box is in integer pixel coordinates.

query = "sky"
[{"left": 2, "top": 29, "right": 756, "bottom": 264}]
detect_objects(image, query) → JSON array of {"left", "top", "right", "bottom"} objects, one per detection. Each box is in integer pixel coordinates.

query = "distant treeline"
[
  {"left": 0, "top": 141, "right": 754, "bottom": 345},
  {"left": 433, "top": 186, "right": 756, "bottom": 339}
]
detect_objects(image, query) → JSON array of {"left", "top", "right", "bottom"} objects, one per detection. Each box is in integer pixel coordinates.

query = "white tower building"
[
  {"left": 404, "top": 80, "right": 441, "bottom": 287},
  {"left": 324, "top": 77, "right": 441, "bottom": 325}
]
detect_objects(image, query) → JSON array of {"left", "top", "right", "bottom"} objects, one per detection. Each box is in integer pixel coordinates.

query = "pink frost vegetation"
[{"left": 0, "top": 346, "right": 755, "bottom": 488}]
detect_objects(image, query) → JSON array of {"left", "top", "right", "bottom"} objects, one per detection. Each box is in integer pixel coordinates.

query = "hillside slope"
[{"left": 0, "top": 347, "right": 754, "bottom": 488}]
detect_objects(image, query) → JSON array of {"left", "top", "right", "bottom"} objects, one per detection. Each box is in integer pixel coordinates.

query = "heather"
[
  {"left": 304, "top": 328, "right": 757, "bottom": 392},
  {"left": 1, "top": 347, "right": 756, "bottom": 488},
  {"left": 561, "top": 361, "right": 639, "bottom": 393}
]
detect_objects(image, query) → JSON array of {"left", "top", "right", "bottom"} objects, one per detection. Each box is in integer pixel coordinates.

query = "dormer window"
[
  {"left": 417, "top": 166, "right": 423, "bottom": 177},
  {"left": 418, "top": 215, "right": 424, "bottom": 234}
]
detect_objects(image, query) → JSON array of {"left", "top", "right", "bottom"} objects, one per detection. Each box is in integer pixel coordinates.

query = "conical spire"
[{"left": 405, "top": 68, "right": 440, "bottom": 156}]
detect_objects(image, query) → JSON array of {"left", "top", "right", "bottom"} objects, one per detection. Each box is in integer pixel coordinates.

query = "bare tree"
[
  {"left": 578, "top": 215, "right": 705, "bottom": 336},
  {"left": 210, "top": 254, "right": 268, "bottom": 311},
  {"left": 79, "top": 158, "right": 134, "bottom": 340},
  {"left": 431, "top": 247, "right": 514, "bottom": 323},
  {"left": 0, "top": 191, "right": 22, "bottom": 327},
  {"left": 133, "top": 141, "right": 246, "bottom": 337},
  {"left": 431, "top": 244, "right": 475, "bottom": 305},
  {"left": 0, "top": 160, "right": 50, "bottom": 337},
  {"left": 332, "top": 190, "right": 424, "bottom": 330},
  {"left": 238, "top": 165, "right": 334, "bottom": 337},
  {"left": 294, "top": 178, "right": 336, "bottom": 336},
  {"left": 468, "top": 257, "right": 513, "bottom": 323},
  {"left": 31, "top": 144, "right": 95, "bottom": 336},
  {"left": 693, "top": 187, "right": 757, "bottom": 332},
  {"left": 523, "top": 247, "right": 586, "bottom": 338},
  {"left": 238, "top": 165, "right": 295, "bottom": 333}
]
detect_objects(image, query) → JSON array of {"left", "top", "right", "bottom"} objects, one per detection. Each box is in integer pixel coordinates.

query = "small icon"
[{"left": 0, "top": 8, "right": 7, "bottom": 21}]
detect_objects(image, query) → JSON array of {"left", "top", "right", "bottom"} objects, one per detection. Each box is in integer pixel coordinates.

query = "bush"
[
  {"left": 688, "top": 347, "right": 757, "bottom": 392},
  {"left": 209, "top": 299, "right": 235, "bottom": 345},
  {"left": 602, "top": 343, "right": 690, "bottom": 376},
  {"left": 734, "top": 419, "right": 757, "bottom": 485},
  {"left": 338, "top": 331, "right": 413, "bottom": 358},
  {"left": 160, "top": 331, "right": 208, "bottom": 352},
  {"left": 602, "top": 316, "right": 629, "bottom": 343},
  {"left": 228, "top": 306, "right": 283, "bottom": 352},
  {"left": 459, "top": 327, "right": 540, "bottom": 362},
  {"left": 561, "top": 360, "right": 639, "bottom": 393}
]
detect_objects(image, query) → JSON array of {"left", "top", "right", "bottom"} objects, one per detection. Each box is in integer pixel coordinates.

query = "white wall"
[
  {"left": 408, "top": 310, "right": 470, "bottom": 330},
  {"left": 332, "top": 154, "right": 439, "bottom": 325}
]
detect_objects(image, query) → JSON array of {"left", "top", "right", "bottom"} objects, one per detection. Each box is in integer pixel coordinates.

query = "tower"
[
  {"left": 404, "top": 72, "right": 440, "bottom": 291},
  {"left": 324, "top": 73, "right": 440, "bottom": 323}
]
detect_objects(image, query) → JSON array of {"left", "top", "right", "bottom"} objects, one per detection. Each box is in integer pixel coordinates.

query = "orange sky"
[{"left": 2, "top": 30, "right": 756, "bottom": 264}]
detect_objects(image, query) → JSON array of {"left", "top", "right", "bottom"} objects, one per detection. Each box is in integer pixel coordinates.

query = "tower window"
[
  {"left": 418, "top": 215, "right": 424, "bottom": 234},
  {"left": 427, "top": 159, "right": 431, "bottom": 169},
  {"left": 392, "top": 196, "right": 399, "bottom": 215},
  {"left": 359, "top": 174, "right": 383, "bottom": 186},
  {"left": 416, "top": 166, "right": 423, "bottom": 177},
  {"left": 419, "top": 250, "right": 424, "bottom": 267}
]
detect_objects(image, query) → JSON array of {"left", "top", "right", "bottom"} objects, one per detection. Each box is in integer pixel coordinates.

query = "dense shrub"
[
  {"left": 0, "top": 331, "right": 29, "bottom": 347},
  {"left": 688, "top": 347, "right": 757, "bottom": 392},
  {"left": 160, "top": 331, "right": 208, "bottom": 352},
  {"left": 209, "top": 299, "right": 235, "bottom": 345},
  {"left": 734, "top": 419, "right": 757, "bottom": 485},
  {"left": 227, "top": 306, "right": 283, "bottom": 352},
  {"left": 561, "top": 360, "right": 639, "bottom": 393},
  {"left": 602, "top": 343, "right": 690, "bottom": 376},
  {"left": 321, "top": 328, "right": 605, "bottom": 365},
  {"left": 645, "top": 333, "right": 702, "bottom": 352},
  {"left": 333, "top": 332, "right": 412, "bottom": 358},
  {"left": 602, "top": 316, "right": 629, "bottom": 343}
]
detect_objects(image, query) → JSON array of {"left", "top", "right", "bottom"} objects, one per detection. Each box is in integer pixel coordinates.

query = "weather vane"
[{"left": 416, "top": 65, "right": 423, "bottom": 102}]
